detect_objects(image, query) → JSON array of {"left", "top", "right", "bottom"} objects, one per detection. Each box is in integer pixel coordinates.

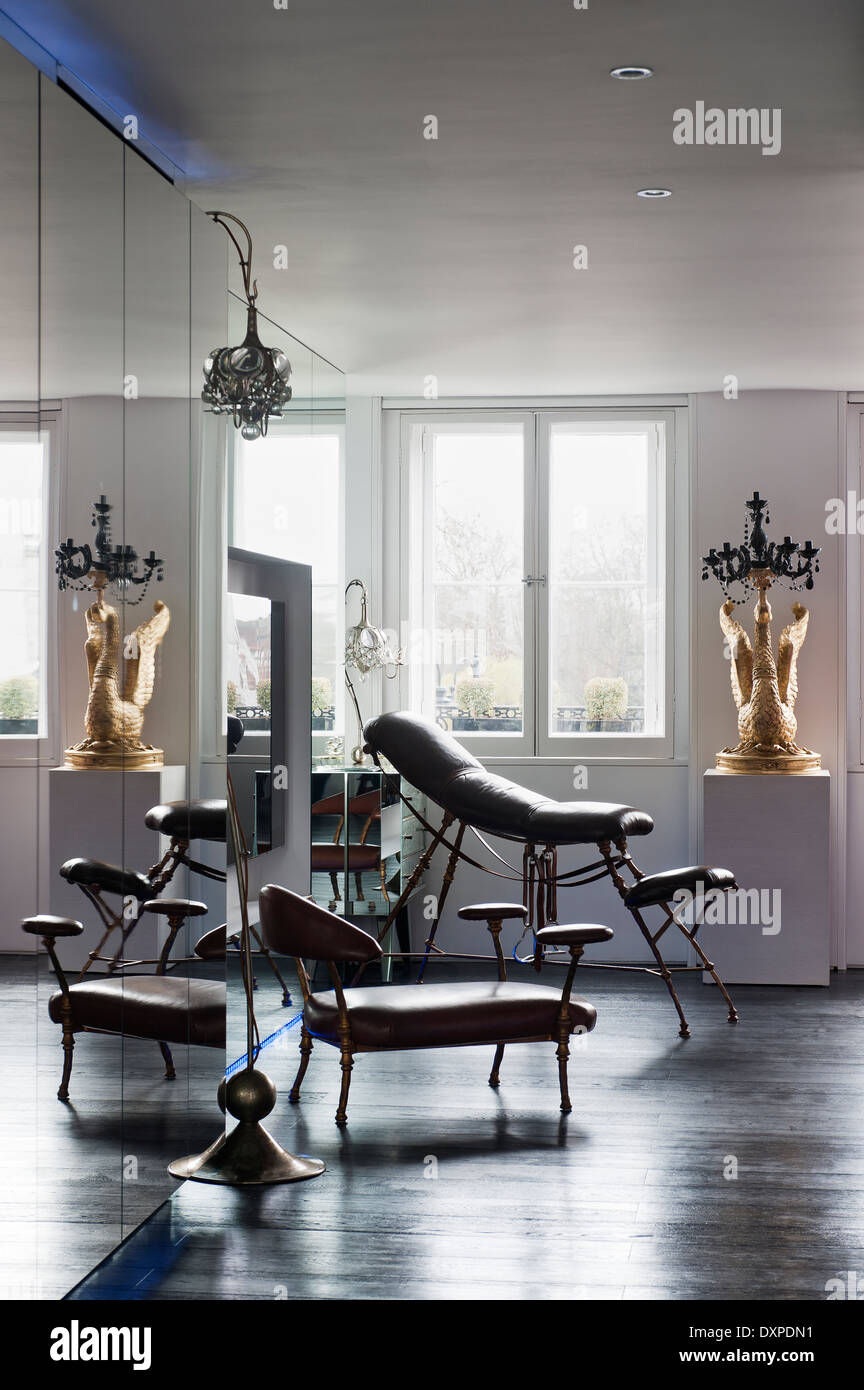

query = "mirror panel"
[
  {"left": 120, "top": 150, "right": 225, "bottom": 1239},
  {"left": 38, "top": 72, "right": 127, "bottom": 1292},
  {"left": 0, "top": 34, "right": 40, "bottom": 1301}
]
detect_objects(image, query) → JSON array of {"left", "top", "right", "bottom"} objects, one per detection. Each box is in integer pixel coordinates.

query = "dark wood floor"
[
  {"left": 65, "top": 962, "right": 864, "bottom": 1301},
  {"left": 0, "top": 953, "right": 223, "bottom": 1301}
]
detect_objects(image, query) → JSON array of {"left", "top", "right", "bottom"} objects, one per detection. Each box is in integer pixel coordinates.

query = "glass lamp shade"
[
  {"left": 202, "top": 305, "right": 292, "bottom": 440},
  {"left": 344, "top": 578, "right": 403, "bottom": 681},
  {"left": 344, "top": 621, "right": 401, "bottom": 678}
]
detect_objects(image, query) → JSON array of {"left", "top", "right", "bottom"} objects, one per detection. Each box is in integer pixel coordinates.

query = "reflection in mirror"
[
  {"left": 227, "top": 591, "right": 274, "bottom": 854},
  {"left": 118, "top": 145, "right": 226, "bottom": 1243},
  {"left": 36, "top": 70, "right": 127, "bottom": 1296},
  {"left": 229, "top": 312, "right": 346, "bottom": 755},
  {"left": 0, "top": 34, "right": 40, "bottom": 1301},
  {"left": 1, "top": 59, "right": 229, "bottom": 1295}
]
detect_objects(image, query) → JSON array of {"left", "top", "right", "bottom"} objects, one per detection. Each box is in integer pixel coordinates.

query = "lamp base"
[
  {"left": 168, "top": 1122, "right": 325, "bottom": 1185},
  {"left": 64, "top": 741, "right": 164, "bottom": 770}
]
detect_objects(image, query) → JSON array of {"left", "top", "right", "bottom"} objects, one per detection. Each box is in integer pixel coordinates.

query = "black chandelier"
[
  {"left": 701, "top": 491, "right": 821, "bottom": 602},
  {"left": 55, "top": 494, "right": 163, "bottom": 604},
  {"left": 202, "top": 211, "right": 292, "bottom": 441}
]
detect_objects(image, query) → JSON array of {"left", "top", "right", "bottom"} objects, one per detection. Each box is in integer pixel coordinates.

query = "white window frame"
[
  {"left": 402, "top": 411, "right": 536, "bottom": 758},
  {"left": 399, "top": 405, "right": 679, "bottom": 761},
  {"left": 536, "top": 409, "right": 674, "bottom": 759},
  {"left": 0, "top": 408, "right": 60, "bottom": 767}
]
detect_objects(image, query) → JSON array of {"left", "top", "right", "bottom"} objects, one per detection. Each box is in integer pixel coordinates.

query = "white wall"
[
  {"left": 58, "top": 397, "right": 194, "bottom": 765},
  {"left": 690, "top": 392, "right": 844, "bottom": 966}
]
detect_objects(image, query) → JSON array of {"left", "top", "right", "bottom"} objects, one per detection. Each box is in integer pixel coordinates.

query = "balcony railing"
[{"left": 435, "top": 702, "right": 643, "bottom": 734}]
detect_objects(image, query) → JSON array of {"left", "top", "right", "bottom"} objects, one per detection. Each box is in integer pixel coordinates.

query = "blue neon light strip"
[{"left": 225, "top": 1014, "right": 302, "bottom": 1078}]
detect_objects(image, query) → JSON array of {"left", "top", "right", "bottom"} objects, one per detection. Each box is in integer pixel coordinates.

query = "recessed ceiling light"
[
  {"left": 636, "top": 188, "right": 672, "bottom": 198},
  {"left": 610, "top": 66, "right": 653, "bottom": 80}
]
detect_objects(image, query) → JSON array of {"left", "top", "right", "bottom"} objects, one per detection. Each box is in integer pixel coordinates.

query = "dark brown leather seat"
[
  {"left": 363, "top": 711, "right": 653, "bottom": 844},
  {"left": 24, "top": 913, "right": 225, "bottom": 1099},
  {"left": 60, "top": 857, "right": 155, "bottom": 902},
  {"left": 48, "top": 977, "right": 225, "bottom": 1048},
  {"left": 305, "top": 980, "right": 596, "bottom": 1050},
  {"left": 144, "top": 799, "right": 227, "bottom": 842},
  {"left": 310, "top": 843, "right": 380, "bottom": 871},
  {"left": 624, "top": 865, "right": 737, "bottom": 911}
]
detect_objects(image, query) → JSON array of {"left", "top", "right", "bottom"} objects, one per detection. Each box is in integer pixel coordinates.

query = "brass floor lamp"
[{"left": 168, "top": 770, "right": 324, "bottom": 1185}]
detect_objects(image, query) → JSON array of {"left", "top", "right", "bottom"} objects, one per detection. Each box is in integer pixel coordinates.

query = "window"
[
  {"left": 231, "top": 418, "right": 345, "bottom": 738},
  {"left": 0, "top": 426, "right": 46, "bottom": 742},
  {"left": 404, "top": 410, "right": 673, "bottom": 757}
]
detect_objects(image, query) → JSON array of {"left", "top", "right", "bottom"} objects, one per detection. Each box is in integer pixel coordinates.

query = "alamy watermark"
[
  {"left": 672, "top": 881, "right": 781, "bottom": 936},
  {"left": 673, "top": 102, "right": 781, "bottom": 157}
]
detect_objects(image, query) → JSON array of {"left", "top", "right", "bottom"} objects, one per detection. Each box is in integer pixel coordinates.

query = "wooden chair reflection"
[
  {"left": 311, "top": 787, "right": 393, "bottom": 911},
  {"left": 23, "top": 902, "right": 226, "bottom": 1100}
]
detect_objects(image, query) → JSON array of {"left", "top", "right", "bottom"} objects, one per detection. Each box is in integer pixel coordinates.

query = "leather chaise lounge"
[{"left": 361, "top": 711, "right": 740, "bottom": 1036}]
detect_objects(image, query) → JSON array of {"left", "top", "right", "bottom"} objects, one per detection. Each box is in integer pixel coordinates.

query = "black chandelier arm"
[
  {"left": 703, "top": 493, "right": 821, "bottom": 596},
  {"left": 206, "top": 210, "right": 258, "bottom": 305},
  {"left": 55, "top": 540, "right": 93, "bottom": 583},
  {"left": 55, "top": 498, "right": 164, "bottom": 602}
]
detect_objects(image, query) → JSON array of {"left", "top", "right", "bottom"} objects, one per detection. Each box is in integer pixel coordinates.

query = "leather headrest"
[{"left": 364, "top": 711, "right": 482, "bottom": 801}]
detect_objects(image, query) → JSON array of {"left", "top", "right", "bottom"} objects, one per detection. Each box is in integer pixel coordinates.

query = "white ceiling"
[{"left": 6, "top": 0, "right": 864, "bottom": 393}]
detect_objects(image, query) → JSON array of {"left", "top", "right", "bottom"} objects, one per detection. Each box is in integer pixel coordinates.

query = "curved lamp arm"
[{"left": 207, "top": 210, "right": 259, "bottom": 305}]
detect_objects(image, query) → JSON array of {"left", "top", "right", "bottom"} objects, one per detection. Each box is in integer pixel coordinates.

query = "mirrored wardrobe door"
[
  {"left": 39, "top": 72, "right": 126, "bottom": 1292},
  {"left": 0, "top": 34, "right": 40, "bottom": 1302}
]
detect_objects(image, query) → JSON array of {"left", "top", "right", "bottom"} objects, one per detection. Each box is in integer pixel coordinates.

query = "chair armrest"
[
  {"left": 21, "top": 916, "right": 83, "bottom": 994},
  {"left": 535, "top": 925, "right": 614, "bottom": 948},
  {"left": 141, "top": 900, "right": 208, "bottom": 974},
  {"left": 458, "top": 903, "right": 529, "bottom": 923},
  {"left": 22, "top": 916, "right": 84, "bottom": 938}
]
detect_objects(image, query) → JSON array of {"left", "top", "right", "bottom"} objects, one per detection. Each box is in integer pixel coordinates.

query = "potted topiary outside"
[
  {"left": 311, "top": 677, "right": 335, "bottom": 731},
  {"left": 0, "top": 674, "right": 38, "bottom": 735},
  {"left": 453, "top": 678, "right": 495, "bottom": 732},
  {"left": 584, "top": 677, "right": 628, "bottom": 732}
]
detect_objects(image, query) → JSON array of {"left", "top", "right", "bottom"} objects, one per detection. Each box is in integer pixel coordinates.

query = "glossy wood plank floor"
[
  {"left": 68, "top": 963, "right": 864, "bottom": 1301},
  {"left": 0, "top": 954, "right": 223, "bottom": 1301}
]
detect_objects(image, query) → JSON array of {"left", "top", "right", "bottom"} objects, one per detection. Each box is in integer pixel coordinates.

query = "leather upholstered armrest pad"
[
  {"left": 624, "top": 865, "right": 737, "bottom": 910},
  {"left": 22, "top": 916, "right": 83, "bottom": 938},
  {"left": 535, "top": 924, "right": 614, "bottom": 947}
]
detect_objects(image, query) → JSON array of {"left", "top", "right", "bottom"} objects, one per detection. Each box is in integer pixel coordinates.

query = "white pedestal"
[
  {"left": 702, "top": 769, "right": 830, "bottom": 986},
  {"left": 49, "top": 765, "right": 186, "bottom": 969}
]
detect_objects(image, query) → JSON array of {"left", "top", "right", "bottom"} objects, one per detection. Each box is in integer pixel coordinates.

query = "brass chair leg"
[
  {"left": 556, "top": 1035, "right": 572, "bottom": 1113},
  {"left": 290, "top": 1028, "right": 313, "bottom": 1102},
  {"left": 335, "top": 1047, "right": 354, "bottom": 1126},
  {"left": 58, "top": 1026, "right": 75, "bottom": 1101},
  {"left": 158, "top": 1040, "right": 176, "bottom": 1080},
  {"left": 683, "top": 925, "right": 740, "bottom": 1023},
  {"left": 628, "top": 905, "right": 692, "bottom": 1038},
  {"left": 354, "top": 871, "right": 365, "bottom": 902},
  {"left": 489, "top": 1043, "right": 505, "bottom": 1088},
  {"left": 248, "top": 922, "right": 293, "bottom": 1007}
]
